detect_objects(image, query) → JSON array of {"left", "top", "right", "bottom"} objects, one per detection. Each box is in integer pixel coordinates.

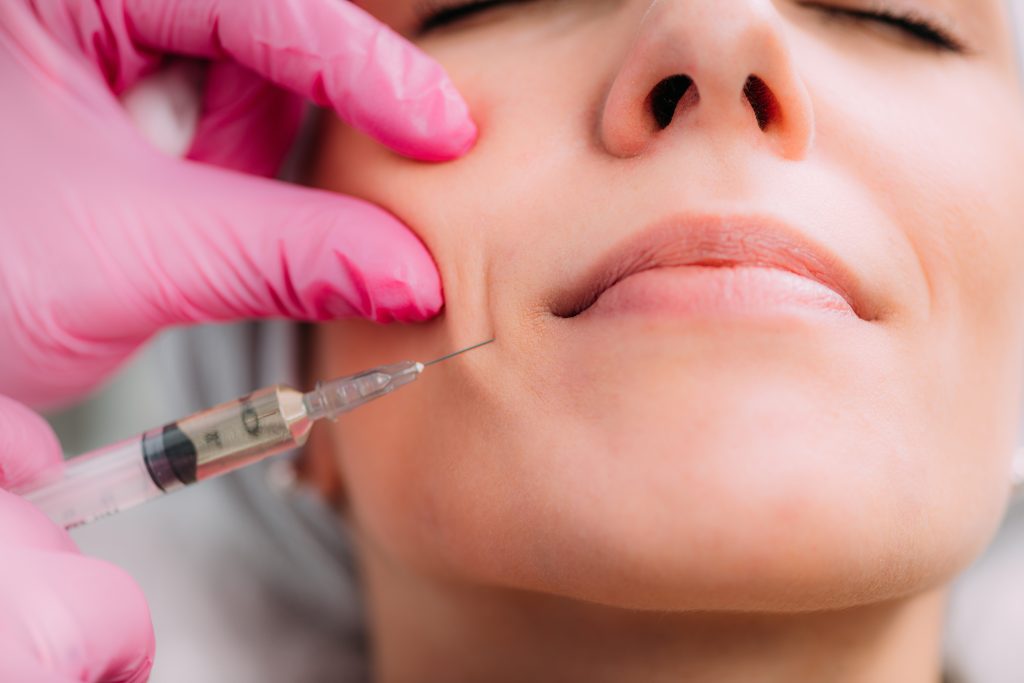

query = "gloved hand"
[
  {"left": 0, "top": 0, "right": 476, "bottom": 409},
  {"left": 0, "top": 395, "right": 154, "bottom": 682}
]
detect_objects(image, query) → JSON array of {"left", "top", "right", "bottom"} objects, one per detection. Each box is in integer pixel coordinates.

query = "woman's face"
[{"left": 309, "top": 0, "right": 1024, "bottom": 611}]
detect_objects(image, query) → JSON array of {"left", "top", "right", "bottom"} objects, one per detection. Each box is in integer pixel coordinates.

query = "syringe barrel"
[
  {"left": 17, "top": 437, "right": 162, "bottom": 529},
  {"left": 17, "top": 386, "right": 313, "bottom": 529},
  {"left": 161, "top": 385, "right": 311, "bottom": 482}
]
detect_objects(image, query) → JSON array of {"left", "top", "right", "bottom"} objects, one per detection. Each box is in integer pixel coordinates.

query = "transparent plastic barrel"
[{"left": 17, "top": 437, "right": 163, "bottom": 529}]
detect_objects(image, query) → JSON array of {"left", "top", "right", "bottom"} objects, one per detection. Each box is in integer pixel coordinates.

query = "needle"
[{"left": 423, "top": 338, "right": 496, "bottom": 367}]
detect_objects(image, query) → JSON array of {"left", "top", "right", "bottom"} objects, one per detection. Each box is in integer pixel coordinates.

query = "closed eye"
[
  {"left": 416, "top": 0, "right": 535, "bottom": 34},
  {"left": 416, "top": 1, "right": 968, "bottom": 54},
  {"left": 797, "top": 2, "right": 967, "bottom": 53}
]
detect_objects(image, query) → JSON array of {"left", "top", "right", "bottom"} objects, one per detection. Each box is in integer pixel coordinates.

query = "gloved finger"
[
  {"left": 77, "top": 162, "right": 444, "bottom": 345},
  {"left": 123, "top": 0, "right": 477, "bottom": 161},
  {"left": 187, "top": 60, "right": 305, "bottom": 177},
  {"left": 0, "top": 395, "right": 63, "bottom": 490},
  {"left": 0, "top": 489, "right": 76, "bottom": 553},
  {"left": 0, "top": 648, "right": 77, "bottom": 683},
  {"left": 159, "top": 165, "right": 444, "bottom": 325},
  {"left": 1, "top": 550, "right": 154, "bottom": 683}
]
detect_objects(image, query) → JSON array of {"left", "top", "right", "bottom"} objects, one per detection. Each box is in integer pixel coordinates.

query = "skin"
[{"left": 305, "top": 1, "right": 1024, "bottom": 680}]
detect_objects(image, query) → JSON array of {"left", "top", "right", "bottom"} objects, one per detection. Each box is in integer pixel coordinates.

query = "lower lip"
[{"left": 581, "top": 266, "right": 857, "bottom": 320}]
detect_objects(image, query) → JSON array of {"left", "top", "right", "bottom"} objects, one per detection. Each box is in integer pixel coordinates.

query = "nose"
[{"left": 600, "top": 0, "right": 815, "bottom": 160}]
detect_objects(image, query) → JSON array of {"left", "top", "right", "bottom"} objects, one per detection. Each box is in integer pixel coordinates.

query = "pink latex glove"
[
  {"left": 0, "top": 395, "right": 154, "bottom": 682},
  {"left": 0, "top": 0, "right": 476, "bottom": 409}
]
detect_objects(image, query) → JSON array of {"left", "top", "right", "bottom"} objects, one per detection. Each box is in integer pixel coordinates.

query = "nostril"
[
  {"left": 743, "top": 76, "right": 780, "bottom": 131},
  {"left": 649, "top": 75, "right": 694, "bottom": 130}
]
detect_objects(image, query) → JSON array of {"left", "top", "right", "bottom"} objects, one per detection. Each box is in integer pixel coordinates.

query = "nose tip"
[{"left": 599, "top": 1, "right": 815, "bottom": 160}]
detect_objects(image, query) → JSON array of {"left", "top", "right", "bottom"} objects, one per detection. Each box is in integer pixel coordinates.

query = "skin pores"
[{"left": 306, "top": 0, "right": 1024, "bottom": 615}]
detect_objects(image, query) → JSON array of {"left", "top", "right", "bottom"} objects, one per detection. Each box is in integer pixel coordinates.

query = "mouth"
[{"left": 551, "top": 215, "right": 870, "bottom": 321}]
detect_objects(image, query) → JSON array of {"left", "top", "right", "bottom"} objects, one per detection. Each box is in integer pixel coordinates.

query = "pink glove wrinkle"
[
  {"left": 0, "top": 396, "right": 155, "bottom": 683},
  {"left": 27, "top": 0, "right": 477, "bottom": 162},
  {"left": 0, "top": 0, "right": 478, "bottom": 408},
  {"left": 154, "top": 0, "right": 479, "bottom": 162}
]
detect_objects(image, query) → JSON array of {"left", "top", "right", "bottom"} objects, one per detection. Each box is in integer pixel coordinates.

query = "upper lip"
[{"left": 550, "top": 214, "right": 871, "bottom": 320}]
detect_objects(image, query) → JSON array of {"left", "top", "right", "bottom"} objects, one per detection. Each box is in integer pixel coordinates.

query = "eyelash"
[
  {"left": 416, "top": 0, "right": 532, "bottom": 34},
  {"left": 416, "top": 0, "right": 966, "bottom": 54},
  {"left": 797, "top": 2, "right": 966, "bottom": 53}
]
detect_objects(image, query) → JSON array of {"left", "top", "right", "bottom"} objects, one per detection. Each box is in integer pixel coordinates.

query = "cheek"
[
  {"left": 809, "top": 54, "right": 1024, "bottom": 325},
  {"left": 808, "top": 51, "right": 1024, "bottom": 530}
]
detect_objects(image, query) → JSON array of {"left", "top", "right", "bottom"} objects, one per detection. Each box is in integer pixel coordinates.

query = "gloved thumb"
[
  {"left": 0, "top": 140, "right": 444, "bottom": 408},
  {"left": 75, "top": 159, "right": 443, "bottom": 344}
]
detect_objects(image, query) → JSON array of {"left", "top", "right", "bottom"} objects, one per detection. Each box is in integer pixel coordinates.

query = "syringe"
[{"left": 14, "top": 339, "right": 494, "bottom": 529}]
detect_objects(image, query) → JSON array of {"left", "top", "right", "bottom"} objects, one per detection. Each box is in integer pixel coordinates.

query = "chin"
[
  {"left": 328, "top": 313, "right": 1010, "bottom": 618},
  {"left": 428, "top": 367, "right": 1005, "bottom": 616}
]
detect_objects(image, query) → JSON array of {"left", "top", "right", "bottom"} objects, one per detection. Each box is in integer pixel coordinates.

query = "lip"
[{"left": 551, "top": 215, "right": 871, "bottom": 321}]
